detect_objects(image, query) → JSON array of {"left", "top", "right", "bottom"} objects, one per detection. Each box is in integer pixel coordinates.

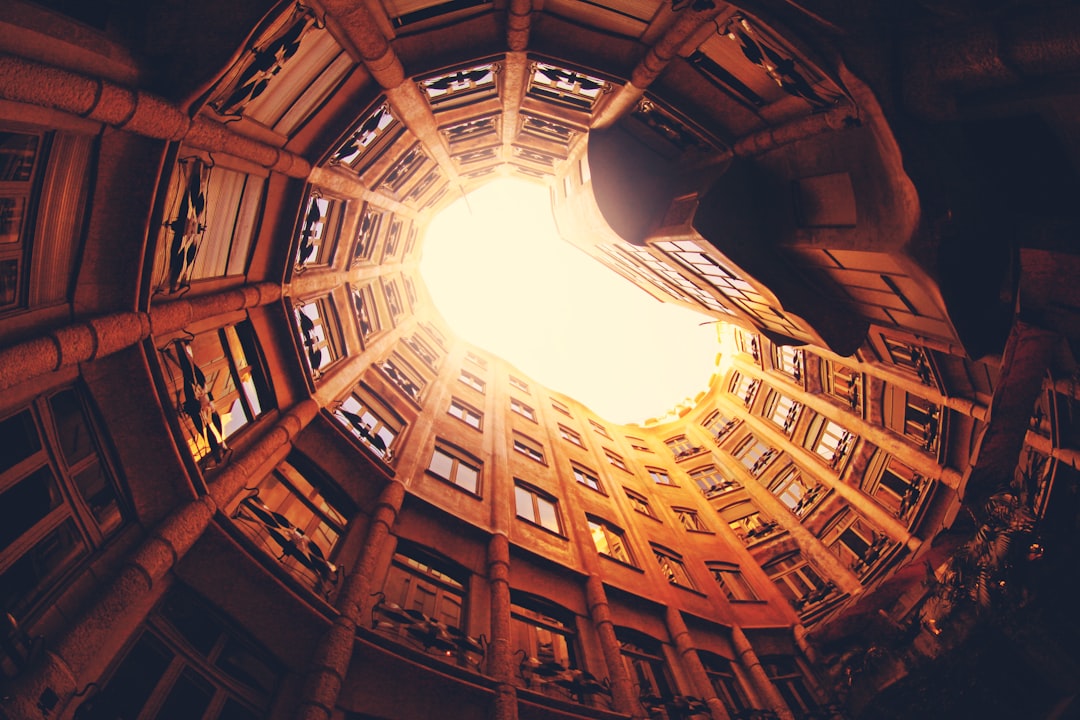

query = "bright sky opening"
[{"left": 419, "top": 179, "right": 722, "bottom": 425}]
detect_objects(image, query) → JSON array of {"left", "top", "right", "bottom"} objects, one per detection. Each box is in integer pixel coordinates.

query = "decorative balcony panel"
[
  {"left": 527, "top": 62, "right": 610, "bottom": 113},
  {"left": 419, "top": 62, "right": 500, "bottom": 110}
]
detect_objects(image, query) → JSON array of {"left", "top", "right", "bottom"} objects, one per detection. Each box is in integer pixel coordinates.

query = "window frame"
[
  {"left": 511, "top": 432, "right": 546, "bottom": 464},
  {"left": 652, "top": 544, "right": 696, "bottom": 589},
  {"left": 572, "top": 464, "right": 604, "bottom": 494},
  {"left": 448, "top": 397, "right": 483, "bottom": 430},
  {"left": 427, "top": 442, "right": 482, "bottom": 495},
  {"left": 513, "top": 481, "right": 563, "bottom": 535},
  {"left": 707, "top": 561, "right": 759, "bottom": 602},
  {"left": 333, "top": 385, "right": 404, "bottom": 463},
  {"left": 586, "top": 515, "right": 634, "bottom": 566}
]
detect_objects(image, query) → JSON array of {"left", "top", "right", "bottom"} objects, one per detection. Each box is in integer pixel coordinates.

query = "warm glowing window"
[
  {"left": 652, "top": 545, "right": 695, "bottom": 589},
  {"left": 587, "top": 516, "right": 633, "bottom": 564},
  {"left": 624, "top": 488, "right": 655, "bottom": 518},
  {"left": 673, "top": 507, "right": 708, "bottom": 532}
]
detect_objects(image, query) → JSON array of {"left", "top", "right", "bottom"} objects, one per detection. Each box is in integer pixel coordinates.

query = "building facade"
[{"left": 1, "top": 0, "right": 1079, "bottom": 719}]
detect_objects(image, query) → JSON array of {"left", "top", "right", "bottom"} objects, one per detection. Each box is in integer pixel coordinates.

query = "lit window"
[
  {"left": 230, "top": 454, "right": 348, "bottom": 593},
  {"left": 509, "top": 375, "right": 530, "bottom": 393},
  {"left": 419, "top": 62, "right": 499, "bottom": 109},
  {"left": 510, "top": 596, "right": 577, "bottom": 678},
  {"left": 294, "top": 190, "right": 345, "bottom": 270},
  {"left": 624, "top": 489, "right": 655, "bottom": 518},
  {"left": 512, "top": 433, "right": 545, "bottom": 463},
  {"left": 330, "top": 101, "right": 396, "bottom": 170},
  {"left": 85, "top": 586, "right": 280, "bottom": 719},
  {"left": 510, "top": 398, "right": 536, "bottom": 421},
  {"left": 588, "top": 419, "right": 610, "bottom": 438},
  {"left": 0, "top": 388, "right": 127, "bottom": 622},
  {"left": 587, "top": 516, "right": 633, "bottom": 564},
  {"left": 559, "top": 424, "right": 583, "bottom": 447},
  {"left": 293, "top": 297, "right": 344, "bottom": 378},
  {"left": 334, "top": 388, "right": 403, "bottom": 461},
  {"left": 648, "top": 468, "right": 673, "bottom": 485},
  {"left": 605, "top": 450, "right": 628, "bottom": 472},
  {"left": 735, "top": 435, "right": 776, "bottom": 476},
  {"left": 382, "top": 544, "right": 465, "bottom": 631},
  {"left": 160, "top": 322, "right": 270, "bottom": 466},
  {"left": 382, "top": 278, "right": 405, "bottom": 322},
  {"left": 729, "top": 372, "right": 760, "bottom": 407},
  {"left": 448, "top": 397, "right": 483, "bottom": 430},
  {"left": 707, "top": 562, "right": 758, "bottom": 602},
  {"left": 379, "top": 353, "right": 425, "bottom": 403},
  {"left": 653, "top": 545, "right": 696, "bottom": 589},
  {"left": 514, "top": 482, "right": 561, "bottom": 534},
  {"left": 459, "top": 368, "right": 486, "bottom": 393},
  {"left": 673, "top": 507, "right": 708, "bottom": 532},
  {"left": 573, "top": 464, "right": 603, "bottom": 493},
  {"left": 428, "top": 444, "right": 481, "bottom": 494}
]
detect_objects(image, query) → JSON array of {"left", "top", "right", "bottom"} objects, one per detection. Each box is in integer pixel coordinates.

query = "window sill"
[
  {"left": 425, "top": 470, "right": 483, "bottom": 499},
  {"left": 515, "top": 516, "right": 567, "bottom": 540},
  {"left": 598, "top": 554, "right": 643, "bottom": 573}
]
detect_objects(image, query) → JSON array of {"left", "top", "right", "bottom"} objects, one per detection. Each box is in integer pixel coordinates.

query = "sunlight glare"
[{"left": 419, "top": 179, "right": 721, "bottom": 425}]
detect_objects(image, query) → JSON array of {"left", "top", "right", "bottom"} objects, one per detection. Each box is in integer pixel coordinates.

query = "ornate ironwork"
[
  {"left": 721, "top": 14, "right": 834, "bottom": 109},
  {"left": 163, "top": 158, "right": 209, "bottom": 294}
]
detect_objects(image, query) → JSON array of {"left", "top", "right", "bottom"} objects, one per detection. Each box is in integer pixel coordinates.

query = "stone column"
[
  {"left": 664, "top": 607, "right": 731, "bottom": 720},
  {"left": 731, "top": 625, "right": 793, "bottom": 720},
  {"left": 296, "top": 479, "right": 406, "bottom": 720},
  {"left": 0, "top": 281, "right": 281, "bottom": 394},
  {"left": 487, "top": 533, "right": 517, "bottom": 720},
  {"left": 584, "top": 575, "right": 644, "bottom": 718},
  {"left": 4, "top": 399, "right": 318, "bottom": 720}
]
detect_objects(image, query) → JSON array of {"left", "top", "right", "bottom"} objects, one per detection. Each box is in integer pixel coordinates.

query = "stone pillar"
[
  {"left": 295, "top": 479, "right": 406, "bottom": 720},
  {"left": 664, "top": 607, "right": 731, "bottom": 720},
  {"left": 0, "top": 282, "right": 281, "bottom": 394},
  {"left": 506, "top": 0, "right": 533, "bottom": 52},
  {"left": 0, "top": 55, "right": 309, "bottom": 177},
  {"left": 584, "top": 575, "right": 644, "bottom": 718},
  {"left": 487, "top": 533, "right": 517, "bottom": 720},
  {"left": 3, "top": 399, "right": 318, "bottom": 720},
  {"left": 731, "top": 625, "right": 793, "bottom": 720}
]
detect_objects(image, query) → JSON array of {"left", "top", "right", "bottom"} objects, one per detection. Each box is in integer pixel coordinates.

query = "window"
[
  {"left": 819, "top": 508, "right": 889, "bottom": 577},
  {"left": 510, "top": 398, "right": 536, "bottom": 421},
  {"left": 673, "top": 507, "right": 708, "bottom": 532},
  {"left": 573, "top": 464, "right": 603, "bottom": 493},
  {"left": 403, "top": 333, "right": 438, "bottom": 370},
  {"left": 720, "top": 500, "right": 777, "bottom": 543},
  {"left": 419, "top": 62, "right": 499, "bottom": 109},
  {"left": 527, "top": 62, "right": 609, "bottom": 112},
  {"left": 765, "top": 390, "right": 801, "bottom": 435},
  {"left": 588, "top": 419, "right": 610, "bottom": 438},
  {"left": 509, "top": 375, "right": 530, "bottom": 393},
  {"left": 293, "top": 297, "right": 344, "bottom": 378},
  {"left": 627, "top": 436, "right": 652, "bottom": 453},
  {"left": 863, "top": 452, "right": 925, "bottom": 519},
  {"left": 617, "top": 630, "right": 674, "bottom": 706},
  {"left": 382, "top": 217, "right": 403, "bottom": 260},
  {"left": 0, "top": 388, "right": 126, "bottom": 622},
  {"left": 647, "top": 468, "right": 673, "bottom": 486},
  {"left": 510, "top": 596, "right": 577, "bottom": 678},
  {"left": 767, "top": 466, "right": 820, "bottom": 517},
  {"left": 379, "top": 353, "right": 425, "bottom": 403},
  {"left": 81, "top": 586, "right": 280, "bottom": 720},
  {"left": 690, "top": 465, "right": 737, "bottom": 496},
  {"left": 735, "top": 435, "right": 776, "bottom": 476},
  {"left": 330, "top": 101, "right": 397, "bottom": 172},
  {"left": 762, "top": 656, "right": 820, "bottom": 719},
  {"left": 160, "top": 321, "right": 270, "bottom": 465},
  {"left": 512, "top": 433, "right": 545, "bottom": 463},
  {"left": 382, "top": 278, "right": 405, "bottom": 322},
  {"left": 653, "top": 545, "right": 696, "bottom": 589},
  {"left": 351, "top": 283, "right": 382, "bottom": 340},
  {"left": 465, "top": 350, "right": 487, "bottom": 368},
  {"left": 559, "top": 424, "right": 583, "bottom": 447},
  {"left": 624, "top": 489, "right": 656, "bottom": 519},
  {"left": 729, "top": 372, "right": 760, "bottom": 407},
  {"left": 551, "top": 399, "right": 571, "bottom": 416},
  {"left": 383, "top": 544, "right": 465, "bottom": 630},
  {"left": 0, "top": 129, "right": 44, "bottom": 310},
  {"left": 772, "top": 344, "right": 803, "bottom": 381},
  {"left": 763, "top": 552, "right": 832, "bottom": 610},
  {"left": 665, "top": 434, "right": 702, "bottom": 460},
  {"left": 700, "top": 652, "right": 751, "bottom": 715},
  {"left": 803, "top": 416, "right": 853, "bottom": 468},
  {"left": 605, "top": 450, "right": 628, "bottom": 472},
  {"left": 335, "top": 387, "right": 403, "bottom": 461},
  {"left": 880, "top": 335, "right": 934, "bottom": 385},
  {"left": 514, "top": 482, "right": 561, "bottom": 534},
  {"left": 821, "top": 360, "right": 861, "bottom": 412},
  {"left": 458, "top": 368, "right": 486, "bottom": 393},
  {"left": 294, "top": 190, "right": 344, "bottom": 269},
  {"left": 734, "top": 329, "right": 760, "bottom": 360},
  {"left": 428, "top": 443, "right": 481, "bottom": 494},
  {"left": 587, "top": 516, "right": 633, "bottom": 564},
  {"left": 883, "top": 386, "right": 940, "bottom": 452},
  {"left": 707, "top": 562, "right": 758, "bottom": 602},
  {"left": 230, "top": 454, "right": 348, "bottom": 593},
  {"left": 448, "top": 397, "right": 482, "bottom": 430},
  {"left": 353, "top": 204, "right": 384, "bottom": 263}
]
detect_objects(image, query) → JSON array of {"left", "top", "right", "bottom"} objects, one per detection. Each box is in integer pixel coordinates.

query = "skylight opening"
[{"left": 419, "top": 178, "right": 721, "bottom": 425}]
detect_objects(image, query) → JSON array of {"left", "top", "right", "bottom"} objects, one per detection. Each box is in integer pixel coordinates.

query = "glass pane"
[
  {"left": 0, "top": 408, "right": 40, "bottom": 475},
  {"left": 0, "top": 465, "right": 64, "bottom": 550},
  {"left": 155, "top": 666, "right": 214, "bottom": 720},
  {"left": 456, "top": 463, "right": 479, "bottom": 493},
  {"left": 73, "top": 461, "right": 123, "bottom": 535},
  {"left": 47, "top": 389, "right": 96, "bottom": 465},
  {"left": 428, "top": 449, "right": 453, "bottom": 479},
  {"left": 514, "top": 486, "right": 532, "bottom": 520},
  {"left": 0, "top": 258, "right": 18, "bottom": 306},
  {"left": 0, "top": 197, "right": 26, "bottom": 244},
  {"left": 537, "top": 498, "right": 559, "bottom": 533},
  {"left": 79, "top": 632, "right": 173, "bottom": 720},
  {"left": 0, "top": 518, "right": 86, "bottom": 619}
]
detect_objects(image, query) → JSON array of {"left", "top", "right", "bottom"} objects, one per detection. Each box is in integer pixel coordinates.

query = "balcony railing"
[{"left": 370, "top": 592, "right": 486, "bottom": 672}]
